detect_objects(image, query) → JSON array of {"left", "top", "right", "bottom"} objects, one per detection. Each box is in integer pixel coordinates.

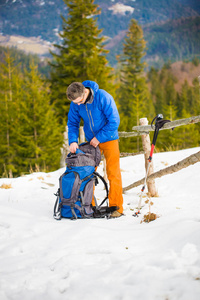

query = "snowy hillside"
[{"left": 0, "top": 147, "right": 200, "bottom": 300}]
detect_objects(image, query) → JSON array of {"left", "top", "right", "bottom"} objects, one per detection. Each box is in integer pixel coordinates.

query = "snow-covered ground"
[{"left": 0, "top": 147, "right": 200, "bottom": 300}]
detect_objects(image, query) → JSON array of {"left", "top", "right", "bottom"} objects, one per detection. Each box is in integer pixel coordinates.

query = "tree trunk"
[{"left": 123, "top": 151, "right": 200, "bottom": 192}]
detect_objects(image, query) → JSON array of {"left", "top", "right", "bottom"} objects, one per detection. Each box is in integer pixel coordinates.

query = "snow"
[
  {"left": 108, "top": 3, "right": 134, "bottom": 15},
  {"left": 0, "top": 147, "right": 200, "bottom": 300},
  {"left": 11, "top": 0, "right": 23, "bottom": 3}
]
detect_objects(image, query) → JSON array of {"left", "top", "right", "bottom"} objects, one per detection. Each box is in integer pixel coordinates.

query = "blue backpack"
[{"left": 53, "top": 143, "right": 118, "bottom": 220}]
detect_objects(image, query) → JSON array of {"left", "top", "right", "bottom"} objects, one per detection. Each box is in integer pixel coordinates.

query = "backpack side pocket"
[
  {"left": 80, "top": 178, "right": 95, "bottom": 216},
  {"left": 59, "top": 171, "right": 82, "bottom": 218}
]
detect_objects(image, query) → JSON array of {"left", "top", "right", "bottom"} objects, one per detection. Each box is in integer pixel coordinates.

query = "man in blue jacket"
[{"left": 66, "top": 80, "right": 123, "bottom": 217}]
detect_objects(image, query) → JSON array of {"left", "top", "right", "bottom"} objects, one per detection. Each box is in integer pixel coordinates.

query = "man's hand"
[
  {"left": 90, "top": 137, "right": 100, "bottom": 148},
  {"left": 69, "top": 142, "right": 78, "bottom": 153}
]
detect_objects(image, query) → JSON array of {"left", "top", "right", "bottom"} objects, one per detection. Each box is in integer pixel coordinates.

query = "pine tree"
[
  {"left": 191, "top": 77, "right": 200, "bottom": 145},
  {"left": 176, "top": 80, "right": 200, "bottom": 149},
  {"left": 50, "top": 0, "right": 113, "bottom": 124},
  {"left": 148, "top": 64, "right": 180, "bottom": 151},
  {"left": 148, "top": 67, "right": 163, "bottom": 112},
  {"left": 190, "top": 77, "right": 200, "bottom": 116},
  {"left": 0, "top": 50, "right": 21, "bottom": 177},
  {"left": 117, "top": 19, "right": 154, "bottom": 152},
  {"left": 15, "top": 63, "right": 63, "bottom": 174},
  {"left": 0, "top": 49, "right": 64, "bottom": 177}
]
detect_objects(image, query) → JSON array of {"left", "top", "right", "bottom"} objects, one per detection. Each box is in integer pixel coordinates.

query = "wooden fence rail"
[
  {"left": 123, "top": 151, "right": 200, "bottom": 192},
  {"left": 119, "top": 115, "right": 200, "bottom": 138},
  {"left": 121, "top": 115, "right": 200, "bottom": 194}
]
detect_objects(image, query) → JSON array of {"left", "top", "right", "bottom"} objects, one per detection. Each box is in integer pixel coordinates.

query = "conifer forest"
[{"left": 0, "top": 0, "right": 200, "bottom": 177}]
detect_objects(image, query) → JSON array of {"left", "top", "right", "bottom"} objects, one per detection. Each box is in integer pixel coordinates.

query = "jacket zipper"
[
  {"left": 89, "top": 110, "right": 94, "bottom": 127},
  {"left": 86, "top": 104, "right": 95, "bottom": 138}
]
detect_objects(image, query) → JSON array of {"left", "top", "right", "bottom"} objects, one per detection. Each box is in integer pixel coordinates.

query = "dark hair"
[{"left": 67, "top": 82, "right": 85, "bottom": 101}]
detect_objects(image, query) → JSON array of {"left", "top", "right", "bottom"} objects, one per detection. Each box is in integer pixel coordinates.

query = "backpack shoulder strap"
[
  {"left": 53, "top": 188, "right": 61, "bottom": 220},
  {"left": 93, "top": 171, "right": 109, "bottom": 207},
  {"left": 92, "top": 171, "right": 119, "bottom": 218}
]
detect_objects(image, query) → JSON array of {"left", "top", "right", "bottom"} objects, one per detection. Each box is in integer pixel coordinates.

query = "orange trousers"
[{"left": 97, "top": 139, "right": 123, "bottom": 214}]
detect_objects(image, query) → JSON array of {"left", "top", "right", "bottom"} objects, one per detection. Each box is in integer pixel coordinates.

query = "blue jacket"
[{"left": 67, "top": 80, "right": 120, "bottom": 145}]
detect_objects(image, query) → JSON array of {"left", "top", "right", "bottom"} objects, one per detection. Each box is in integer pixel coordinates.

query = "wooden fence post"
[
  {"left": 60, "top": 126, "right": 85, "bottom": 167},
  {"left": 60, "top": 126, "right": 70, "bottom": 168},
  {"left": 79, "top": 126, "right": 85, "bottom": 143},
  {"left": 139, "top": 118, "right": 157, "bottom": 197}
]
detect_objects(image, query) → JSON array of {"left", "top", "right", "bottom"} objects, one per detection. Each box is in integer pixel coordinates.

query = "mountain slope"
[
  {"left": 0, "top": 0, "right": 199, "bottom": 67},
  {"left": 0, "top": 0, "right": 198, "bottom": 42},
  {"left": 144, "top": 16, "right": 200, "bottom": 67},
  {"left": 106, "top": 16, "right": 200, "bottom": 67},
  {"left": 177, "top": 0, "right": 200, "bottom": 14}
]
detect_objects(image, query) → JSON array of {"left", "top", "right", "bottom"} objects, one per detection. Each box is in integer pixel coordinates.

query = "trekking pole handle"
[
  {"left": 156, "top": 114, "right": 164, "bottom": 121},
  {"left": 151, "top": 114, "right": 163, "bottom": 129}
]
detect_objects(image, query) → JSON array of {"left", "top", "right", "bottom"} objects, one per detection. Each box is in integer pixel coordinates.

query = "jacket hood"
[{"left": 82, "top": 80, "right": 99, "bottom": 95}]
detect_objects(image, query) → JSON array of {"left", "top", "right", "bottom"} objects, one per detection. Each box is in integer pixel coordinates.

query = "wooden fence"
[
  {"left": 120, "top": 115, "right": 200, "bottom": 195},
  {"left": 61, "top": 115, "right": 200, "bottom": 195}
]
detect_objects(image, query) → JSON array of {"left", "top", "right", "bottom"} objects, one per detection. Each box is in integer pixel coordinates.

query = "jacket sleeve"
[
  {"left": 67, "top": 102, "right": 81, "bottom": 145},
  {"left": 95, "top": 91, "right": 120, "bottom": 143}
]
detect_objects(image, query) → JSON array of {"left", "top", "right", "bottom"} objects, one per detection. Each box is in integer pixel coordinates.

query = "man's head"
[{"left": 67, "top": 82, "right": 86, "bottom": 105}]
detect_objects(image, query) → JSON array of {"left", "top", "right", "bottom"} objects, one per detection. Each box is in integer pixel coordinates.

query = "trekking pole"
[{"left": 133, "top": 114, "right": 171, "bottom": 217}]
